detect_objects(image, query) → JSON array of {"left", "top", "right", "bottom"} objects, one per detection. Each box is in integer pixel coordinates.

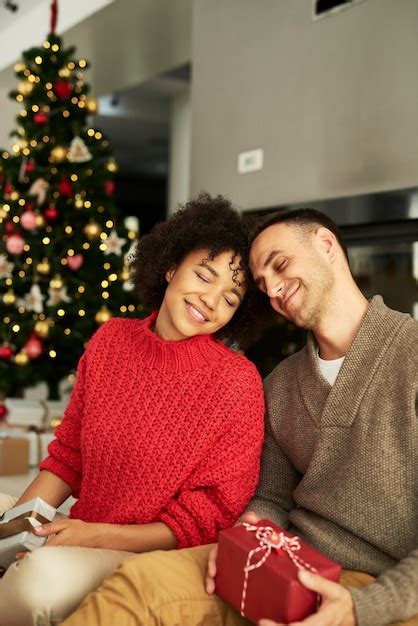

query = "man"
[{"left": 62, "top": 209, "right": 418, "bottom": 626}]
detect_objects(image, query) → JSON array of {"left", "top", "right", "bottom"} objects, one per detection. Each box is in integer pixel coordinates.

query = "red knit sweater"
[{"left": 40, "top": 313, "right": 265, "bottom": 548}]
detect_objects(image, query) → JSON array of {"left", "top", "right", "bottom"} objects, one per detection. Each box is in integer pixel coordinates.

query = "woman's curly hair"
[{"left": 131, "top": 192, "right": 269, "bottom": 347}]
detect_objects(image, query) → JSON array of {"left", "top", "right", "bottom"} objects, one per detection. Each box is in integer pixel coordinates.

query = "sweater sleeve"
[
  {"left": 39, "top": 350, "right": 88, "bottom": 495},
  {"left": 157, "top": 368, "right": 265, "bottom": 549},
  {"left": 247, "top": 410, "right": 302, "bottom": 527},
  {"left": 349, "top": 548, "right": 418, "bottom": 626}
]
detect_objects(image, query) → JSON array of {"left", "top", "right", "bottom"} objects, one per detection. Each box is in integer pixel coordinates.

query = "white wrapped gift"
[
  {"left": 0, "top": 497, "right": 56, "bottom": 568},
  {"left": 5, "top": 398, "right": 67, "bottom": 430}
]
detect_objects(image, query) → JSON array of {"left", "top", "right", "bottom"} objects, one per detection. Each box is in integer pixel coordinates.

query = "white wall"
[
  {"left": 168, "top": 88, "right": 191, "bottom": 214},
  {"left": 191, "top": 0, "right": 418, "bottom": 210}
]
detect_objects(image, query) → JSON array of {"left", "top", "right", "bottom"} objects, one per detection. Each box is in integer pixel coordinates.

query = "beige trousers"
[
  {"left": 62, "top": 544, "right": 418, "bottom": 626},
  {"left": 0, "top": 493, "right": 135, "bottom": 626}
]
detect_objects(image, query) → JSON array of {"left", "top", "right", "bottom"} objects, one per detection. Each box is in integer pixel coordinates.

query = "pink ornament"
[
  {"left": 24, "top": 335, "right": 43, "bottom": 359},
  {"left": 20, "top": 210, "right": 37, "bottom": 230},
  {"left": 6, "top": 234, "right": 25, "bottom": 255},
  {"left": 67, "top": 254, "right": 84, "bottom": 271}
]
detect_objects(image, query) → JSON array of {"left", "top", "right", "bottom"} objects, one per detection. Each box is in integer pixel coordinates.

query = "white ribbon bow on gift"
[{"left": 240, "top": 523, "right": 318, "bottom": 617}]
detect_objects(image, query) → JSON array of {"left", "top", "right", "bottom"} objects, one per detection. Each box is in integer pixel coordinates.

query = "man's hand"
[
  {"left": 258, "top": 570, "right": 355, "bottom": 626},
  {"left": 205, "top": 511, "right": 261, "bottom": 594},
  {"left": 32, "top": 518, "right": 107, "bottom": 549}
]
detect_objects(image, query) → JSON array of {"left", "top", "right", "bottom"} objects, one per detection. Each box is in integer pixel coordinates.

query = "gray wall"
[{"left": 191, "top": 0, "right": 418, "bottom": 210}]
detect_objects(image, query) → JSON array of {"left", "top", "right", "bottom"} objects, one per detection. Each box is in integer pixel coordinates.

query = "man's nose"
[{"left": 265, "top": 279, "right": 283, "bottom": 299}]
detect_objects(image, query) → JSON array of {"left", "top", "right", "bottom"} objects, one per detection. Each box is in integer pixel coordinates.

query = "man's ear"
[
  {"left": 315, "top": 227, "right": 338, "bottom": 261},
  {"left": 165, "top": 266, "right": 176, "bottom": 283}
]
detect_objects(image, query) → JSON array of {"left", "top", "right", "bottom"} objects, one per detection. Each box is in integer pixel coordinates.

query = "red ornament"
[
  {"left": 0, "top": 405, "right": 8, "bottom": 421},
  {"left": 24, "top": 335, "right": 43, "bottom": 359},
  {"left": 67, "top": 253, "right": 84, "bottom": 271},
  {"left": 4, "top": 182, "right": 13, "bottom": 195},
  {"left": 58, "top": 178, "right": 73, "bottom": 197},
  {"left": 53, "top": 81, "right": 73, "bottom": 100},
  {"left": 44, "top": 205, "right": 59, "bottom": 222},
  {"left": 104, "top": 180, "right": 116, "bottom": 196},
  {"left": 4, "top": 222, "right": 15, "bottom": 234},
  {"left": 33, "top": 111, "right": 48, "bottom": 126},
  {"left": 25, "top": 161, "right": 37, "bottom": 175},
  {"left": 0, "top": 344, "right": 14, "bottom": 360}
]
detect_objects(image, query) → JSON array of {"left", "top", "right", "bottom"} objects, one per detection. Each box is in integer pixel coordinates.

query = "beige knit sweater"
[{"left": 249, "top": 296, "right": 418, "bottom": 626}]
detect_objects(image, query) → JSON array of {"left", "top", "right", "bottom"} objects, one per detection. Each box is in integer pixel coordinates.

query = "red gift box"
[{"left": 215, "top": 519, "right": 341, "bottom": 624}]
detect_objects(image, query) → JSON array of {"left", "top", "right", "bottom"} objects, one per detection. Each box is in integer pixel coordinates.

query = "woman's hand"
[{"left": 33, "top": 518, "right": 108, "bottom": 549}]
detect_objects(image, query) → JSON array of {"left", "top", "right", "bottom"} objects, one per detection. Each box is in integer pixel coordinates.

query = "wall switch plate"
[{"left": 238, "top": 148, "right": 263, "bottom": 174}]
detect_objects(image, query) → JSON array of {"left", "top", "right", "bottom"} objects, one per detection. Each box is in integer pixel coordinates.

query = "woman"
[{"left": 0, "top": 193, "right": 265, "bottom": 626}]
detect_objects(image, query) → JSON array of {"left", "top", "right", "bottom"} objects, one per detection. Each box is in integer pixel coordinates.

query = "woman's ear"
[{"left": 165, "top": 267, "right": 176, "bottom": 283}]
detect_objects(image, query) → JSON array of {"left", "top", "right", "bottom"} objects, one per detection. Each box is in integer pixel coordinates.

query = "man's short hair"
[{"left": 251, "top": 208, "right": 349, "bottom": 262}]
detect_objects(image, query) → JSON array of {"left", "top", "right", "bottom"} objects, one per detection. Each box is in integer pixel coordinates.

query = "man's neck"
[{"left": 313, "top": 285, "right": 369, "bottom": 360}]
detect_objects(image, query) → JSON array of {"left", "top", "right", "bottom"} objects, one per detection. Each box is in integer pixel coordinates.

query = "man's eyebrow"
[
  {"left": 198, "top": 261, "right": 218, "bottom": 277},
  {"left": 263, "top": 250, "right": 283, "bottom": 268}
]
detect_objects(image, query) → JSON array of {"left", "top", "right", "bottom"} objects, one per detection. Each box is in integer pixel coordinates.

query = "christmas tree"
[{"left": 0, "top": 25, "right": 142, "bottom": 404}]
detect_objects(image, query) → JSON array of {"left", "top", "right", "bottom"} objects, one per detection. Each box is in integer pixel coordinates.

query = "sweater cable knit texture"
[{"left": 40, "top": 312, "right": 265, "bottom": 548}]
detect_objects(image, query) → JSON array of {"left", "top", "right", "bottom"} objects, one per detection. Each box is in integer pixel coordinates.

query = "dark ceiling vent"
[{"left": 313, "top": 0, "right": 365, "bottom": 20}]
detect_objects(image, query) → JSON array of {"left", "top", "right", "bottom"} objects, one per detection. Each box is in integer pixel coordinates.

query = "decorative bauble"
[
  {"left": 50, "top": 275, "right": 63, "bottom": 290},
  {"left": 20, "top": 209, "right": 37, "bottom": 230},
  {"left": 18, "top": 80, "right": 33, "bottom": 96},
  {"left": 44, "top": 206, "right": 58, "bottom": 222},
  {"left": 3, "top": 290, "right": 16, "bottom": 305},
  {"left": 24, "top": 334, "right": 43, "bottom": 359},
  {"left": 67, "top": 137, "right": 92, "bottom": 163},
  {"left": 36, "top": 258, "right": 51, "bottom": 275},
  {"left": 84, "top": 221, "right": 101, "bottom": 239},
  {"left": 58, "top": 178, "right": 73, "bottom": 197},
  {"left": 34, "top": 319, "right": 50, "bottom": 339},
  {"left": 6, "top": 234, "right": 25, "bottom": 255},
  {"left": 0, "top": 404, "right": 8, "bottom": 421},
  {"left": 25, "top": 161, "right": 37, "bottom": 174},
  {"left": 35, "top": 212, "right": 46, "bottom": 228},
  {"left": 104, "top": 180, "right": 116, "bottom": 196},
  {"left": 0, "top": 344, "right": 14, "bottom": 360},
  {"left": 95, "top": 306, "right": 112, "bottom": 325},
  {"left": 4, "top": 222, "right": 15, "bottom": 234},
  {"left": 4, "top": 182, "right": 13, "bottom": 196},
  {"left": 33, "top": 111, "right": 48, "bottom": 126},
  {"left": 85, "top": 98, "right": 98, "bottom": 114},
  {"left": 15, "top": 350, "right": 29, "bottom": 366},
  {"left": 67, "top": 254, "right": 84, "bottom": 271},
  {"left": 53, "top": 81, "right": 73, "bottom": 100},
  {"left": 29, "top": 178, "right": 49, "bottom": 205},
  {"left": 50, "top": 146, "right": 67, "bottom": 162},
  {"left": 105, "top": 159, "right": 118, "bottom": 173}
]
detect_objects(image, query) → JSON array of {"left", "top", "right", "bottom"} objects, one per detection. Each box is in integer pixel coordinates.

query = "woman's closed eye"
[{"left": 195, "top": 272, "right": 211, "bottom": 283}]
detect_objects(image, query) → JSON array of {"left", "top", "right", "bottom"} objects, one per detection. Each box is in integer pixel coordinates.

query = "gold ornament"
[
  {"left": 35, "top": 212, "right": 46, "bottom": 228},
  {"left": 84, "top": 221, "right": 101, "bottom": 239},
  {"left": 34, "top": 319, "right": 50, "bottom": 338},
  {"left": 50, "top": 275, "right": 64, "bottom": 290},
  {"left": 95, "top": 306, "right": 112, "bottom": 325},
  {"left": 85, "top": 98, "right": 98, "bottom": 114},
  {"left": 18, "top": 80, "right": 33, "bottom": 96},
  {"left": 3, "top": 290, "right": 16, "bottom": 305},
  {"left": 50, "top": 146, "right": 67, "bottom": 162},
  {"left": 119, "top": 268, "right": 130, "bottom": 282},
  {"left": 36, "top": 259, "right": 51, "bottom": 275},
  {"left": 15, "top": 350, "right": 29, "bottom": 366}
]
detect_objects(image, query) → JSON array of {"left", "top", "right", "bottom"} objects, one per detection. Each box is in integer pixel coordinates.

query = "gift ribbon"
[
  {"left": 240, "top": 523, "right": 318, "bottom": 617},
  {"left": 0, "top": 511, "right": 50, "bottom": 539}
]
